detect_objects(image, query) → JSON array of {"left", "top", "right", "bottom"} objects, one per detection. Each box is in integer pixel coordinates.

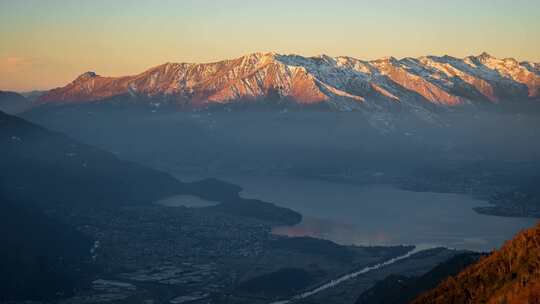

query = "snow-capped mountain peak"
[{"left": 38, "top": 52, "right": 540, "bottom": 111}]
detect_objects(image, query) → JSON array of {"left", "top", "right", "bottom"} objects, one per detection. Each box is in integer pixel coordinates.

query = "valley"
[
  {"left": 3, "top": 85, "right": 540, "bottom": 304},
  {"left": 5, "top": 102, "right": 536, "bottom": 303},
  {"left": 3, "top": 1, "right": 540, "bottom": 302},
  {"left": 50, "top": 199, "right": 417, "bottom": 304}
]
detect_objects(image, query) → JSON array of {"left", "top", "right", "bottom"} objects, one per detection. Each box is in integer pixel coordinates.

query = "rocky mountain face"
[
  {"left": 37, "top": 52, "right": 540, "bottom": 111},
  {"left": 412, "top": 222, "right": 540, "bottom": 304}
]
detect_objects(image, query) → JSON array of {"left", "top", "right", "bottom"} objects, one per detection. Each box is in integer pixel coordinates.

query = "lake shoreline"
[{"left": 210, "top": 175, "right": 536, "bottom": 252}]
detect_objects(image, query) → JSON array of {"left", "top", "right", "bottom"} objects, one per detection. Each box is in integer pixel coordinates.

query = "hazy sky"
[{"left": 1, "top": 0, "right": 539, "bottom": 91}]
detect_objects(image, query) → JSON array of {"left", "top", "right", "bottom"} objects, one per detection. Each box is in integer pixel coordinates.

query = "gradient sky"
[{"left": 1, "top": 0, "right": 539, "bottom": 91}]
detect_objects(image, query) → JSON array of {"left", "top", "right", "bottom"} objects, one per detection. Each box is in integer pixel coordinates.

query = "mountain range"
[{"left": 37, "top": 52, "right": 539, "bottom": 111}]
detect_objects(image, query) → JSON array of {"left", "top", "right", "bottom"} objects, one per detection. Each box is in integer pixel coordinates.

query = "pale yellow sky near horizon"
[{"left": 1, "top": 0, "right": 539, "bottom": 92}]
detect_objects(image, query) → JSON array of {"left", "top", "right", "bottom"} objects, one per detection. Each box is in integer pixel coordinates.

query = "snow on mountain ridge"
[{"left": 38, "top": 52, "right": 540, "bottom": 110}]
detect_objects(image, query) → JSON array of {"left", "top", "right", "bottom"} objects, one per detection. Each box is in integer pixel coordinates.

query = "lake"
[{"left": 218, "top": 176, "right": 537, "bottom": 252}]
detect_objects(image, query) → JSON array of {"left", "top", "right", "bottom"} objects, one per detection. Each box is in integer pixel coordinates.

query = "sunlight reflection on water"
[{"left": 222, "top": 176, "right": 537, "bottom": 251}]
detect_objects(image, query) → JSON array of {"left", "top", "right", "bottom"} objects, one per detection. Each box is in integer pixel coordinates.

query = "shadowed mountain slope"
[
  {"left": 0, "top": 90, "right": 31, "bottom": 114},
  {"left": 0, "top": 110, "right": 184, "bottom": 207}
]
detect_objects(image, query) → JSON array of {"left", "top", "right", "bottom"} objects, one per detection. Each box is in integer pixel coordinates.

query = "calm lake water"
[{"left": 219, "top": 176, "right": 537, "bottom": 252}]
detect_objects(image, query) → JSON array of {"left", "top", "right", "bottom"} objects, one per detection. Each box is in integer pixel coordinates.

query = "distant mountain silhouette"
[
  {"left": 0, "top": 110, "right": 184, "bottom": 207},
  {"left": 0, "top": 90, "right": 31, "bottom": 114}
]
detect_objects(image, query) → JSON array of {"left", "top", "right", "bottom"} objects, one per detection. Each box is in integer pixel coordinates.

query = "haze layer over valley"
[{"left": 22, "top": 98, "right": 540, "bottom": 252}]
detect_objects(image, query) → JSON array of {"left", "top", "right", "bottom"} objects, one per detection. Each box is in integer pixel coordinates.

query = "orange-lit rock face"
[
  {"left": 289, "top": 68, "right": 328, "bottom": 104},
  {"left": 39, "top": 73, "right": 131, "bottom": 103},
  {"left": 413, "top": 223, "right": 540, "bottom": 304},
  {"left": 418, "top": 57, "right": 499, "bottom": 102},
  {"left": 373, "top": 60, "right": 464, "bottom": 106},
  {"left": 38, "top": 52, "right": 540, "bottom": 109},
  {"left": 476, "top": 56, "right": 540, "bottom": 98}
]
